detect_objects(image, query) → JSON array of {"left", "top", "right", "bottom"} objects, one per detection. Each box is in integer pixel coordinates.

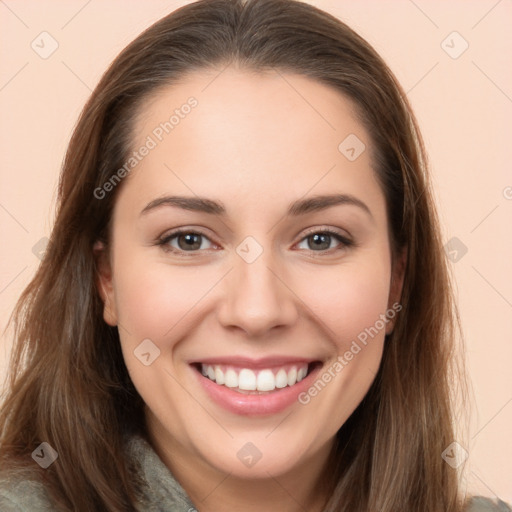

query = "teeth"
[
  {"left": 275, "top": 369, "right": 288, "bottom": 388},
  {"left": 287, "top": 367, "right": 297, "bottom": 386},
  {"left": 257, "top": 370, "right": 275, "bottom": 391},
  {"left": 214, "top": 366, "right": 225, "bottom": 385},
  {"left": 238, "top": 369, "right": 256, "bottom": 391},
  {"left": 199, "top": 363, "right": 310, "bottom": 392},
  {"left": 224, "top": 369, "right": 238, "bottom": 388}
]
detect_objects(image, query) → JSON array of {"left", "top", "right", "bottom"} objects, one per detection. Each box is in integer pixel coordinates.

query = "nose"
[{"left": 216, "top": 247, "right": 299, "bottom": 338}]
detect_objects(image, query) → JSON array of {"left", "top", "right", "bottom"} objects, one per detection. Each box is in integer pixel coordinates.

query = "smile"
[
  {"left": 199, "top": 362, "right": 310, "bottom": 393},
  {"left": 190, "top": 358, "right": 323, "bottom": 415}
]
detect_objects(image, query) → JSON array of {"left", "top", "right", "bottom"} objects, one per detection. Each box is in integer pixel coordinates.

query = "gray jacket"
[{"left": 0, "top": 434, "right": 509, "bottom": 511}]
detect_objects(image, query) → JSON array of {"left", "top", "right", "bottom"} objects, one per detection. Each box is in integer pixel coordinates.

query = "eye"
[
  {"left": 157, "top": 228, "right": 353, "bottom": 255},
  {"left": 296, "top": 229, "right": 353, "bottom": 252},
  {"left": 158, "top": 230, "right": 216, "bottom": 254}
]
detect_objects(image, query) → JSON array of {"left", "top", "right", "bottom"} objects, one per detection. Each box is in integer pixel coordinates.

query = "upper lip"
[{"left": 189, "top": 356, "right": 321, "bottom": 369}]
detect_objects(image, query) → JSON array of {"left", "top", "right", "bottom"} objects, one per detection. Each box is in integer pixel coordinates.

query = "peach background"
[{"left": 1, "top": 0, "right": 511, "bottom": 503}]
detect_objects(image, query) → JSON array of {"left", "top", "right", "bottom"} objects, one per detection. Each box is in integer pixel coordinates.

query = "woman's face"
[{"left": 97, "top": 68, "right": 404, "bottom": 480}]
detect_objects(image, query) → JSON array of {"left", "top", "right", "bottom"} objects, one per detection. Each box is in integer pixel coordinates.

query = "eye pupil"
[
  {"left": 178, "top": 233, "right": 201, "bottom": 250},
  {"left": 309, "top": 233, "right": 331, "bottom": 250}
]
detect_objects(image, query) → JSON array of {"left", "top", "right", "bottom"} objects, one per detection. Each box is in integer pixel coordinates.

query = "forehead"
[
  {"left": 118, "top": 67, "right": 385, "bottom": 222},
  {"left": 133, "top": 66, "right": 367, "bottom": 164}
]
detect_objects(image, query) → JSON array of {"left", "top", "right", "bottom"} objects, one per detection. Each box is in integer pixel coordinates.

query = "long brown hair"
[{"left": 0, "top": 0, "right": 470, "bottom": 510}]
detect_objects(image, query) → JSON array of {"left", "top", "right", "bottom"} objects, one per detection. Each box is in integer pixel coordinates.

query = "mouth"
[
  {"left": 191, "top": 361, "right": 321, "bottom": 394},
  {"left": 189, "top": 358, "right": 324, "bottom": 415}
]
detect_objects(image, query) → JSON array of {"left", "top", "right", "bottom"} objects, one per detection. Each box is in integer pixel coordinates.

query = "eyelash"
[{"left": 156, "top": 227, "right": 354, "bottom": 256}]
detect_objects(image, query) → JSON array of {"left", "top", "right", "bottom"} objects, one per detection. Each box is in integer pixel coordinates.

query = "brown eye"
[
  {"left": 296, "top": 230, "right": 352, "bottom": 252},
  {"left": 306, "top": 233, "right": 333, "bottom": 251},
  {"left": 158, "top": 230, "right": 215, "bottom": 253},
  {"left": 176, "top": 233, "right": 203, "bottom": 251}
]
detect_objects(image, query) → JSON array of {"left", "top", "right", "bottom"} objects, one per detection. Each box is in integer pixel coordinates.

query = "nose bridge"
[{"left": 217, "top": 238, "right": 298, "bottom": 336}]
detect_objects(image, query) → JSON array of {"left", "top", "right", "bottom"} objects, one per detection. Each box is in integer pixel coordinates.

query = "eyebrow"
[{"left": 140, "top": 193, "right": 373, "bottom": 219}]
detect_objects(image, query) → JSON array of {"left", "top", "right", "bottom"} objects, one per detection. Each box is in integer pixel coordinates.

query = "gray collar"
[{"left": 125, "top": 433, "right": 196, "bottom": 512}]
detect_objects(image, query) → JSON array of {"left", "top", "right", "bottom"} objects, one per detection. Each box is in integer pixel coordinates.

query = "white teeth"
[
  {"left": 224, "top": 369, "right": 238, "bottom": 388},
  {"left": 238, "top": 369, "right": 257, "bottom": 390},
  {"left": 214, "top": 366, "right": 225, "bottom": 385},
  {"left": 275, "top": 369, "right": 288, "bottom": 388},
  {"left": 257, "top": 370, "right": 276, "bottom": 391},
  {"left": 199, "top": 363, "right": 310, "bottom": 392},
  {"left": 287, "top": 367, "right": 297, "bottom": 386}
]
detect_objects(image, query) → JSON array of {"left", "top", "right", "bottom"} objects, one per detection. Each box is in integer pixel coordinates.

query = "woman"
[{"left": 0, "top": 0, "right": 509, "bottom": 510}]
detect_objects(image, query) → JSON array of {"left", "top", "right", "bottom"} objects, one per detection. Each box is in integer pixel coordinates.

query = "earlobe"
[
  {"left": 93, "top": 240, "right": 118, "bottom": 326},
  {"left": 386, "top": 246, "right": 407, "bottom": 335}
]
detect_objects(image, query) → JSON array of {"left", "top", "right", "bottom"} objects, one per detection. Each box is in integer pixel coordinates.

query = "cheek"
[
  {"left": 294, "top": 258, "right": 392, "bottom": 352},
  {"left": 292, "top": 262, "right": 390, "bottom": 430},
  {"left": 112, "top": 255, "right": 217, "bottom": 343},
  {"left": 110, "top": 257, "right": 213, "bottom": 422}
]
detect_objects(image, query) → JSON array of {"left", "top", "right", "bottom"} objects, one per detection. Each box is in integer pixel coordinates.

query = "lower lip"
[{"left": 192, "top": 364, "right": 322, "bottom": 416}]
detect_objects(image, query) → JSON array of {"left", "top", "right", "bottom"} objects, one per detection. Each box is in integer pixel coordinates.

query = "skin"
[{"left": 96, "top": 67, "right": 406, "bottom": 512}]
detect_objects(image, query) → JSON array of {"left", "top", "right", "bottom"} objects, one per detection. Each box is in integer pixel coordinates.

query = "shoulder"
[
  {"left": 465, "top": 496, "right": 512, "bottom": 512},
  {"left": 124, "top": 433, "right": 196, "bottom": 510},
  {"left": 0, "top": 473, "right": 54, "bottom": 511},
  {"left": 0, "top": 433, "right": 195, "bottom": 512}
]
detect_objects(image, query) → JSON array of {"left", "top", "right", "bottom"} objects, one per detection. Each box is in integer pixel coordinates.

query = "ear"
[
  {"left": 385, "top": 246, "right": 407, "bottom": 335},
  {"left": 93, "top": 240, "right": 118, "bottom": 326}
]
